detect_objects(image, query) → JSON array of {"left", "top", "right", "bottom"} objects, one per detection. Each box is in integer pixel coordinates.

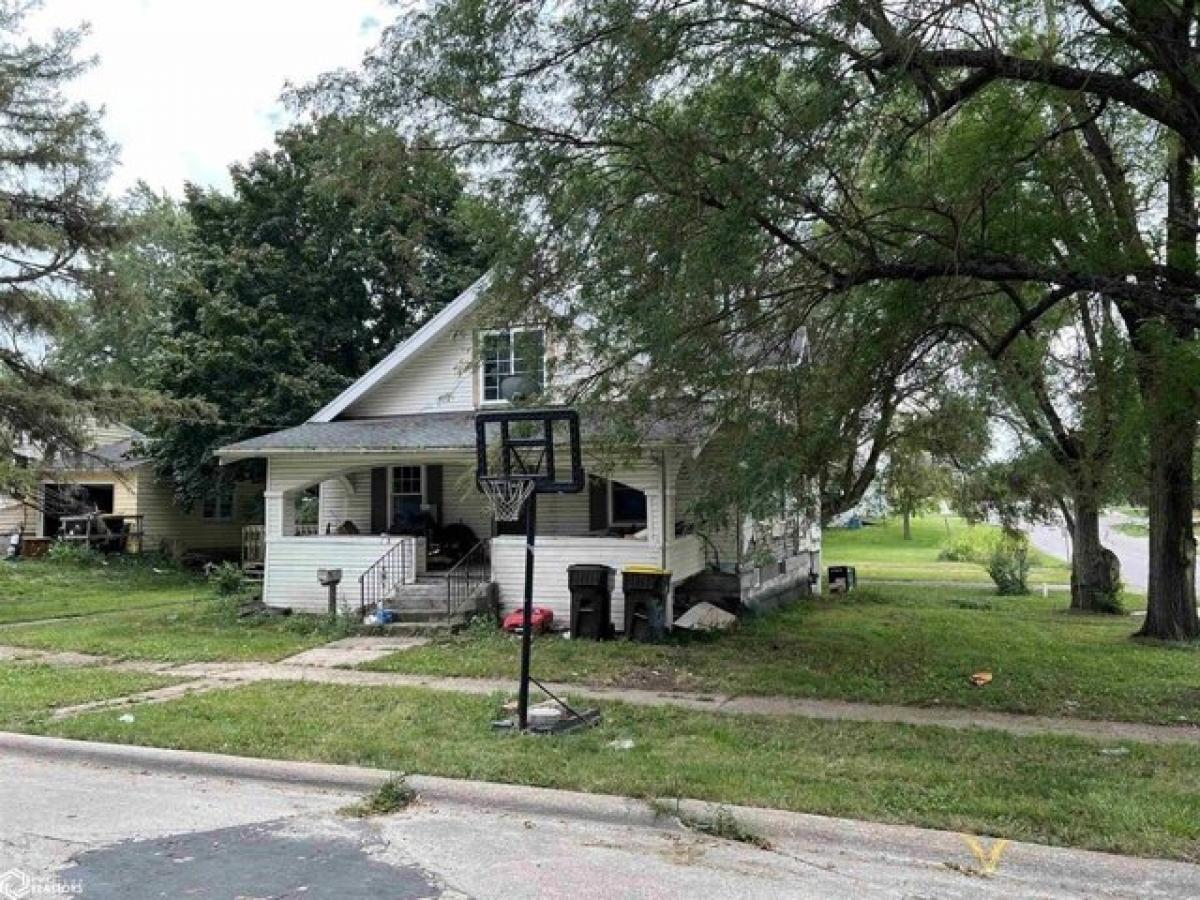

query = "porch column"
[{"left": 264, "top": 489, "right": 295, "bottom": 538}]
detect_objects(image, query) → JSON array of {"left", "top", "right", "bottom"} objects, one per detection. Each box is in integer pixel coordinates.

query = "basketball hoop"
[
  {"left": 479, "top": 475, "right": 536, "bottom": 522},
  {"left": 475, "top": 407, "right": 586, "bottom": 732}
]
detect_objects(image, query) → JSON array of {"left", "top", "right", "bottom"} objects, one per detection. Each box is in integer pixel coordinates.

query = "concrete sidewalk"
[
  {"left": 2, "top": 732, "right": 1197, "bottom": 899},
  {"left": 8, "top": 639, "right": 1197, "bottom": 746},
  {"left": 10, "top": 640, "right": 1200, "bottom": 745}
]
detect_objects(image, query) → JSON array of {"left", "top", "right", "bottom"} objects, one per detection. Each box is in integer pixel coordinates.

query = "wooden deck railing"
[{"left": 241, "top": 525, "right": 265, "bottom": 566}]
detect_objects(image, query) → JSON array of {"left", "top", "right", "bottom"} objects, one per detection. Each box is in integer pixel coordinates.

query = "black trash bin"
[
  {"left": 622, "top": 565, "right": 671, "bottom": 642},
  {"left": 828, "top": 565, "right": 857, "bottom": 593},
  {"left": 568, "top": 564, "right": 614, "bottom": 640}
]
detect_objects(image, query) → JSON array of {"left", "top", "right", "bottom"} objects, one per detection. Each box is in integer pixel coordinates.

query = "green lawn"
[
  {"left": 44, "top": 680, "right": 1200, "bottom": 862},
  {"left": 365, "top": 584, "right": 1200, "bottom": 725},
  {"left": 0, "top": 555, "right": 348, "bottom": 663},
  {"left": 0, "top": 663, "right": 178, "bottom": 729},
  {"left": 1114, "top": 522, "right": 1151, "bottom": 538},
  {"left": 0, "top": 598, "right": 344, "bottom": 662},
  {"left": 0, "top": 557, "right": 205, "bottom": 624},
  {"left": 823, "top": 515, "right": 1071, "bottom": 585}
]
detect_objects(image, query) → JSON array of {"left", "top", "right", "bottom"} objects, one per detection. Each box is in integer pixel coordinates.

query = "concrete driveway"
[{"left": 2, "top": 738, "right": 1198, "bottom": 899}]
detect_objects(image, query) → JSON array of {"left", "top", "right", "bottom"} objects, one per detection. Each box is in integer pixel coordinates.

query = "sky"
[{"left": 29, "top": 0, "right": 393, "bottom": 196}]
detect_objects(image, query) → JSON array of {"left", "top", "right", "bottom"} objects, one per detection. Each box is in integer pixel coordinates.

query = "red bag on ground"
[{"left": 502, "top": 607, "right": 554, "bottom": 634}]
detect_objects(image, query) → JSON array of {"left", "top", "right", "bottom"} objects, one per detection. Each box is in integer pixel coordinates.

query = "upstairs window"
[{"left": 481, "top": 328, "right": 545, "bottom": 403}]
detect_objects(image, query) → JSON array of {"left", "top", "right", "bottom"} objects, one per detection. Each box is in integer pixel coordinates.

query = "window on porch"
[
  {"left": 610, "top": 480, "right": 647, "bottom": 528},
  {"left": 390, "top": 465, "right": 425, "bottom": 532}
]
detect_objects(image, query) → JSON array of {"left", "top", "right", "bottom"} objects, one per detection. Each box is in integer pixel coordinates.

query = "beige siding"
[
  {"left": 86, "top": 421, "right": 137, "bottom": 447},
  {"left": 0, "top": 498, "right": 35, "bottom": 534},
  {"left": 344, "top": 327, "right": 475, "bottom": 417},
  {"left": 134, "top": 469, "right": 259, "bottom": 554}
]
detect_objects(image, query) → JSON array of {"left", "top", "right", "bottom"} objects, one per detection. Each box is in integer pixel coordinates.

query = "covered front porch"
[{"left": 249, "top": 446, "right": 708, "bottom": 627}]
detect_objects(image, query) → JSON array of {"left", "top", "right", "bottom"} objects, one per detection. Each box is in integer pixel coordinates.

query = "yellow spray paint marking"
[{"left": 961, "top": 835, "right": 1010, "bottom": 876}]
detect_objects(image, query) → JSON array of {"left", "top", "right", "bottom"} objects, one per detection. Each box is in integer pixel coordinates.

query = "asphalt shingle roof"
[{"left": 218, "top": 409, "right": 705, "bottom": 457}]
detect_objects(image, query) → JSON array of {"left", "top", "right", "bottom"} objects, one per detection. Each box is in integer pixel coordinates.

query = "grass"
[
  {"left": 0, "top": 556, "right": 205, "bottom": 624},
  {"left": 0, "top": 593, "right": 348, "bottom": 663},
  {"left": 0, "top": 663, "right": 177, "bottom": 729},
  {"left": 340, "top": 776, "right": 418, "bottom": 818},
  {"left": 43, "top": 680, "right": 1200, "bottom": 862},
  {"left": 364, "top": 584, "right": 1200, "bottom": 725},
  {"left": 1113, "top": 522, "right": 1151, "bottom": 538},
  {"left": 823, "top": 515, "right": 1071, "bottom": 585}
]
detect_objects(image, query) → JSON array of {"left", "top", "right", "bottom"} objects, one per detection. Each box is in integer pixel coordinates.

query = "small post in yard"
[{"left": 318, "top": 568, "right": 343, "bottom": 619}]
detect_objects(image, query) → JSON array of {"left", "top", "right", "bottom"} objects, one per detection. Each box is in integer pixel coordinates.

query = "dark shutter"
[
  {"left": 424, "top": 465, "right": 443, "bottom": 524},
  {"left": 370, "top": 467, "right": 389, "bottom": 534},
  {"left": 588, "top": 475, "right": 608, "bottom": 533}
]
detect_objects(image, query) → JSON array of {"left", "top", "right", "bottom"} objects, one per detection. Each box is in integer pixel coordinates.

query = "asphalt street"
[
  {"left": 2, "top": 744, "right": 1198, "bottom": 898},
  {"left": 1027, "top": 513, "right": 1200, "bottom": 594}
]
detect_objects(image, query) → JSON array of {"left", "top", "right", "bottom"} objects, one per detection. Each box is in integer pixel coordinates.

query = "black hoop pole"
[{"left": 518, "top": 492, "right": 537, "bottom": 730}]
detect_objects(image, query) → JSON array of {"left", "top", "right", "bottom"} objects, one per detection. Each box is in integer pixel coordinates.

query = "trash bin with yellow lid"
[{"left": 622, "top": 564, "right": 671, "bottom": 641}]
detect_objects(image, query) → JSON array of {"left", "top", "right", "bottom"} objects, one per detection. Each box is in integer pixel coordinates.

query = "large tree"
[
  {"left": 961, "top": 297, "right": 1140, "bottom": 612},
  {"left": 53, "top": 183, "right": 191, "bottom": 386},
  {"left": 0, "top": 3, "right": 171, "bottom": 499},
  {"left": 148, "top": 115, "right": 490, "bottom": 505},
  {"left": 317, "top": 1, "right": 1200, "bottom": 640}
]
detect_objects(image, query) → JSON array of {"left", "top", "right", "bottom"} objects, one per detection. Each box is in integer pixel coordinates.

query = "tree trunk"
[
  {"left": 1140, "top": 406, "right": 1199, "bottom": 640},
  {"left": 902, "top": 508, "right": 912, "bottom": 540},
  {"left": 1070, "top": 491, "right": 1121, "bottom": 614},
  {"left": 1122, "top": 136, "right": 1200, "bottom": 641}
]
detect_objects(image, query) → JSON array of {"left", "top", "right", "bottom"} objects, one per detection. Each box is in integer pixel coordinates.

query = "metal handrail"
[
  {"left": 445, "top": 541, "right": 489, "bottom": 614},
  {"left": 359, "top": 541, "right": 409, "bottom": 615}
]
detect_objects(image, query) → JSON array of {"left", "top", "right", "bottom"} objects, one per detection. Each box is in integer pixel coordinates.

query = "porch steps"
[{"left": 381, "top": 576, "right": 492, "bottom": 628}]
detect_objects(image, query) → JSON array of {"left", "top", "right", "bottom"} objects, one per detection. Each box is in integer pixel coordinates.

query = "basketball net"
[{"left": 479, "top": 476, "right": 536, "bottom": 522}]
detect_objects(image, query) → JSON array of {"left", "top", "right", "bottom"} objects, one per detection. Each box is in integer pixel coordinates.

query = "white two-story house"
[{"left": 217, "top": 275, "right": 821, "bottom": 627}]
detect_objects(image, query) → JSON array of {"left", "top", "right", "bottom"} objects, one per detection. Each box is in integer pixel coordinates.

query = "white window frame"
[
  {"left": 477, "top": 326, "right": 548, "bottom": 405},
  {"left": 387, "top": 465, "right": 426, "bottom": 527}
]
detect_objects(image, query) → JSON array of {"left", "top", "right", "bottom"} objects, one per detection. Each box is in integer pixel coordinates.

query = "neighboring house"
[
  {"left": 0, "top": 421, "right": 260, "bottom": 557},
  {"left": 217, "top": 275, "right": 821, "bottom": 624}
]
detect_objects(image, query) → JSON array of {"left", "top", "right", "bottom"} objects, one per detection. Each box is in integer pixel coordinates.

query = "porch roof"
[{"left": 216, "top": 408, "right": 706, "bottom": 460}]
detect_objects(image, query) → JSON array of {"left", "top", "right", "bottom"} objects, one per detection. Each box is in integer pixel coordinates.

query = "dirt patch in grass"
[{"left": 607, "top": 666, "right": 697, "bottom": 692}]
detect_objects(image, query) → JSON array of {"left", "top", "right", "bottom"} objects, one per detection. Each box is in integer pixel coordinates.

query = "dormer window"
[{"left": 480, "top": 328, "right": 545, "bottom": 403}]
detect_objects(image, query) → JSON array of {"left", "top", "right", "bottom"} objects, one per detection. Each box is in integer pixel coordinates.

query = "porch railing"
[
  {"left": 359, "top": 541, "right": 409, "bottom": 614},
  {"left": 445, "top": 541, "right": 489, "bottom": 614},
  {"left": 241, "top": 525, "right": 265, "bottom": 566}
]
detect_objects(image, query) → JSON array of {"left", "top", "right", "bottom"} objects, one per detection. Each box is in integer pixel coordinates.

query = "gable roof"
[{"left": 308, "top": 273, "right": 491, "bottom": 423}]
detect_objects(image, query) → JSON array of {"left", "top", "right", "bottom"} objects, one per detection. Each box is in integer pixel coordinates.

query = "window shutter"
[
  {"left": 588, "top": 475, "right": 608, "bottom": 532},
  {"left": 370, "top": 467, "right": 388, "bottom": 534},
  {"left": 425, "top": 465, "right": 443, "bottom": 524}
]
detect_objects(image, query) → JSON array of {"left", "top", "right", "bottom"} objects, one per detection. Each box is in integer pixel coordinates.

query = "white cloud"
[{"left": 29, "top": 0, "right": 391, "bottom": 196}]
